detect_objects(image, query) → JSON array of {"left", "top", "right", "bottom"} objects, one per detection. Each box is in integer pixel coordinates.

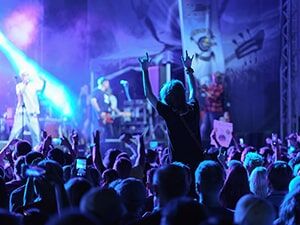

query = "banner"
[{"left": 178, "top": 0, "right": 225, "bottom": 84}]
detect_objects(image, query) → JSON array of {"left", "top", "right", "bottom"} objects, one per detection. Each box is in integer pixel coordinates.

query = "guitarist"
[{"left": 91, "top": 77, "right": 116, "bottom": 138}]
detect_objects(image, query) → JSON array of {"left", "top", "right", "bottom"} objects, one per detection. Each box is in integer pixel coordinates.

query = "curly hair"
[{"left": 160, "top": 80, "right": 186, "bottom": 111}]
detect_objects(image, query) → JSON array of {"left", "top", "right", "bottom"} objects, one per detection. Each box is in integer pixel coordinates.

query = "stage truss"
[{"left": 280, "top": 0, "right": 299, "bottom": 138}]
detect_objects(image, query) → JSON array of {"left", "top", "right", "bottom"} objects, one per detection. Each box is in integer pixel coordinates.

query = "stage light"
[
  {"left": 0, "top": 30, "right": 74, "bottom": 117},
  {"left": 4, "top": 3, "right": 42, "bottom": 49}
]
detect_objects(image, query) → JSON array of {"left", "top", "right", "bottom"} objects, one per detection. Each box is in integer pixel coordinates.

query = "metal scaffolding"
[{"left": 280, "top": 0, "right": 299, "bottom": 138}]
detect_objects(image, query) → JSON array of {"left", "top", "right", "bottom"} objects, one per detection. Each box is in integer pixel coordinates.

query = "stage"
[{"left": 0, "top": 0, "right": 299, "bottom": 147}]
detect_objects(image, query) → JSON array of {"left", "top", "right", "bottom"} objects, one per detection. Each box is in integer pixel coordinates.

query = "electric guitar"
[{"left": 99, "top": 111, "right": 131, "bottom": 125}]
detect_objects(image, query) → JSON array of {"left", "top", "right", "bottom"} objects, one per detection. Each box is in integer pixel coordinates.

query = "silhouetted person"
[
  {"left": 132, "top": 164, "right": 189, "bottom": 225},
  {"left": 234, "top": 194, "right": 275, "bottom": 225},
  {"left": 139, "top": 52, "right": 203, "bottom": 171},
  {"left": 161, "top": 197, "right": 208, "bottom": 225},
  {"left": 195, "top": 160, "right": 233, "bottom": 222},
  {"left": 219, "top": 163, "right": 250, "bottom": 210},
  {"left": 267, "top": 161, "right": 293, "bottom": 215}
]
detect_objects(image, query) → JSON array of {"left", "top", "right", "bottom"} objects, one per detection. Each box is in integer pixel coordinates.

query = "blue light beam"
[{"left": 0, "top": 31, "right": 74, "bottom": 116}]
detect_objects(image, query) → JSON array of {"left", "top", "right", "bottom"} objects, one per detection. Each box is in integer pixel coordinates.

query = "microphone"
[{"left": 120, "top": 80, "right": 128, "bottom": 86}]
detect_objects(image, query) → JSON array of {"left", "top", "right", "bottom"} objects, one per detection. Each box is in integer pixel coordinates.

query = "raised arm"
[
  {"left": 134, "top": 135, "right": 146, "bottom": 168},
  {"left": 92, "top": 130, "right": 105, "bottom": 173},
  {"left": 61, "top": 135, "right": 75, "bottom": 159},
  {"left": 181, "top": 51, "right": 196, "bottom": 101},
  {"left": 34, "top": 76, "right": 46, "bottom": 93},
  {"left": 138, "top": 53, "right": 158, "bottom": 107}
]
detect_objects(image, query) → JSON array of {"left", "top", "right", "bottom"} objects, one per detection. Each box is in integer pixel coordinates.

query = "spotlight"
[{"left": 0, "top": 30, "right": 74, "bottom": 117}]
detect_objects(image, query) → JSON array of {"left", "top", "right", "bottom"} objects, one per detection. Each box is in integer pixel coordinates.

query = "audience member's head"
[
  {"left": 15, "top": 140, "right": 32, "bottom": 158},
  {"left": 64, "top": 177, "right": 92, "bottom": 207},
  {"left": 80, "top": 187, "right": 126, "bottom": 225},
  {"left": 259, "top": 147, "right": 273, "bottom": 166},
  {"left": 234, "top": 194, "right": 275, "bottom": 225},
  {"left": 38, "top": 159, "right": 63, "bottom": 182},
  {"left": 113, "top": 157, "right": 132, "bottom": 179},
  {"left": 160, "top": 80, "right": 186, "bottom": 111},
  {"left": 243, "top": 152, "right": 264, "bottom": 175},
  {"left": 267, "top": 161, "right": 293, "bottom": 192},
  {"left": 227, "top": 160, "right": 242, "bottom": 169},
  {"left": 101, "top": 169, "right": 119, "bottom": 188},
  {"left": 114, "top": 178, "right": 146, "bottom": 218},
  {"left": 103, "top": 149, "right": 122, "bottom": 169},
  {"left": 249, "top": 166, "right": 268, "bottom": 198},
  {"left": 195, "top": 160, "right": 225, "bottom": 200},
  {"left": 47, "top": 148, "right": 65, "bottom": 166},
  {"left": 46, "top": 210, "right": 98, "bottom": 225},
  {"left": 153, "top": 164, "right": 188, "bottom": 207},
  {"left": 25, "top": 151, "right": 43, "bottom": 165},
  {"left": 161, "top": 197, "right": 208, "bottom": 225},
  {"left": 172, "top": 162, "right": 192, "bottom": 193},
  {"left": 220, "top": 163, "right": 250, "bottom": 210},
  {"left": 278, "top": 187, "right": 300, "bottom": 225},
  {"left": 227, "top": 146, "right": 241, "bottom": 162}
]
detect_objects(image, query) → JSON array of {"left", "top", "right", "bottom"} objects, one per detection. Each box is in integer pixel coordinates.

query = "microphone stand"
[
  {"left": 121, "top": 83, "right": 132, "bottom": 102},
  {"left": 21, "top": 103, "right": 25, "bottom": 140}
]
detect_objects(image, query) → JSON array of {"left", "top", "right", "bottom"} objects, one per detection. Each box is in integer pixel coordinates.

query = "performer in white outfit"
[{"left": 9, "top": 71, "right": 46, "bottom": 147}]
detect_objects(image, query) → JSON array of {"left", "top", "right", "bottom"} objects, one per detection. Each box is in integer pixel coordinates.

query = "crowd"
[
  {"left": 1, "top": 128, "right": 300, "bottom": 225},
  {"left": 0, "top": 53, "right": 300, "bottom": 225}
]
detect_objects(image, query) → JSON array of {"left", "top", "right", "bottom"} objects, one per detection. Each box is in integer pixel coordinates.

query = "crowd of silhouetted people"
[{"left": 0, "top": 129, "right": 300, "bottom": 225}]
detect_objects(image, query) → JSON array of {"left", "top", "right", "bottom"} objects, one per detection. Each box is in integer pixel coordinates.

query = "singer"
[{"left": 8, "top": 70, "right": 46, "bottom": 147}]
